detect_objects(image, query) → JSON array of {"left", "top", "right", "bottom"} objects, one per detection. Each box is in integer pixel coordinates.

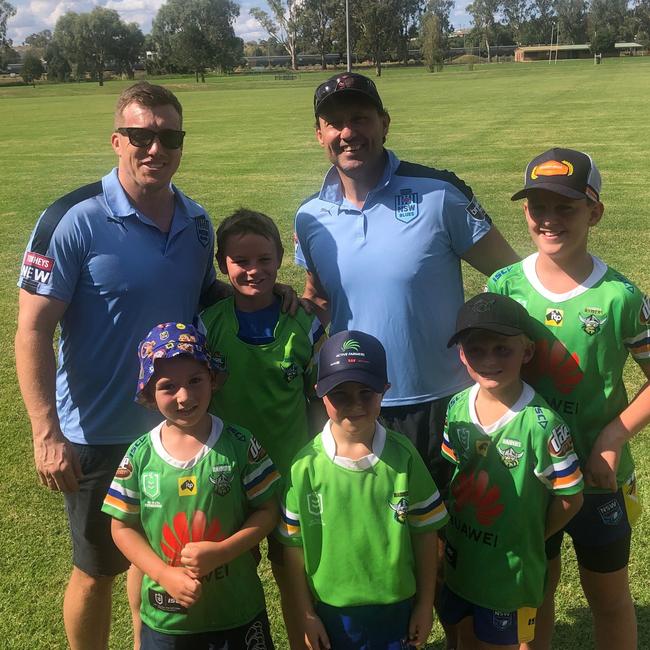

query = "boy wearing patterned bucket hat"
[
  {"left": 439, "top": 293, "right": 584, "bottom": 649},
  {"left": 102, "top": 323, "right": 280, "bottom": 649},
  {"left": 488, "top": 148, "right": 650, "bottom": 649},
  {"left": 278, "top": 330, "right": 449, "bottom": 649}
]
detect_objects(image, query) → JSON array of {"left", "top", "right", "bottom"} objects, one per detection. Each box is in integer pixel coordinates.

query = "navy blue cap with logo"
[{"left": 316, "top": 330, "right": 388, "bottom": 398}]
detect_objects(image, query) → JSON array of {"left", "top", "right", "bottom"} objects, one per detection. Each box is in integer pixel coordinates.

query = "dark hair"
[
  {"left": 216, "top": 208, "right": 284, "bottom": 264},
  {"left": 115, "top": 82, "right": 183, "bottom": 125}
]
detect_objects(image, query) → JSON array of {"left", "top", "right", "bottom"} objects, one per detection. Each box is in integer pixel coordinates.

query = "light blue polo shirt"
[
  {"left": 18, "top": 169, "right": 216, "bottom": 444},
  {"left": 295, "top": 150, "right": 491, "bottom": 406}
]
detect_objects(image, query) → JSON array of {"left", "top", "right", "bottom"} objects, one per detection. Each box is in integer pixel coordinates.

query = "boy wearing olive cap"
[
  {"left": 440, "top": 293, "right": 583, "bottom": 649},
  {"left": 278, "top": 330, "right": 448, "bottom": 649}
]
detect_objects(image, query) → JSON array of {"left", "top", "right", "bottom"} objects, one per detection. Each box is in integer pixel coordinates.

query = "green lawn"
[{"left": 1, "top": 58, "right": 649, "bottom": 648}]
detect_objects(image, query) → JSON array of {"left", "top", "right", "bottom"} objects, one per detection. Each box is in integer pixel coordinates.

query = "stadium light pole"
[{"left": 346, "top": 0, "right": 351, "bottom": 71}]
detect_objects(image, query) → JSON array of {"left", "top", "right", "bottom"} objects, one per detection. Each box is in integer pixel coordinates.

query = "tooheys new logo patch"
[{"left": 21, "top": 251, "right": 55, "bottom": 285}]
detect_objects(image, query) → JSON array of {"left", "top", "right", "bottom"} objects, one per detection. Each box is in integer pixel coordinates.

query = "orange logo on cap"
[{"left": 531, "top": 160, "right": 574, "bottom": 179}]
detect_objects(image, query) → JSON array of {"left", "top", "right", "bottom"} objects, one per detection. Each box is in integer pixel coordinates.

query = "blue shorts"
[
  {"left": 315, "top": 599, "right": 415, "bottom": 649},
  {"left": 140, "top": 610, "right": 274, "bottom": 649},
  {"left": 545, "top": 486, "right": 635, "bottom": 572},
  {"left": 438, "top": 585, "right": 536, "bottom": 645}
]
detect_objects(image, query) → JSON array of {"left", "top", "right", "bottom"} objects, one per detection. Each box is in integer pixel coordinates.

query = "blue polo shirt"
[
  {"left": 295, "top": 150, "right": 491, "bottom": 406},
  {"left": 18, "top": 169, "right": 216, "bottom": 444}
]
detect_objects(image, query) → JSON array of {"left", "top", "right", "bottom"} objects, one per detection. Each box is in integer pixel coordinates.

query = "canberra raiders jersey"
[
  {"left": 488, "top": 254, "right": 650, "bottom": 491},
  {"left": 278, "top": 422, "right": 448, "bottom": 607},
  {"left": 199, "top": 298, "right": 325, "bottom": 475},
  {"left": 102, "top": 415, "right": 279, "bottom": 634},
  {"left": 442, "top": 383, "right": 583, "bottom": 611}
]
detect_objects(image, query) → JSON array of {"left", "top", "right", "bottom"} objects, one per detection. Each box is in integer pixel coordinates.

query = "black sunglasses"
[
  {"left": 314, "top": 73, "right": 382, "bottom": 114},
  {"left": 115, "top": 127, "right": 185, "bottom": 150}
]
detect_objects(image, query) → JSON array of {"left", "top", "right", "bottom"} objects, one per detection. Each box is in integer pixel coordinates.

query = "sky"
[{"left": 6, "top": 0, "right": 472, "bottom": 46}]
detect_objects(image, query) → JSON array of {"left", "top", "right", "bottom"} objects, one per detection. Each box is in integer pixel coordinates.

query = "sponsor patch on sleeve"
[
  {"left": 466, "top": 196, "right": 492, "bottom": 223},
  {"left": 640, "top": 295, "right": 650, "bottom": 325},
  {"left": 547, "top": 424, "right": 573, "bottom": 457},
  {"left": 20, "top": 252, "right": 55, "bottom": 285}
]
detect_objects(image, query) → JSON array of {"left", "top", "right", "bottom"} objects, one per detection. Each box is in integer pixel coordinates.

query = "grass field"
[{"left": 1, "top": 58, "right": 650, "bottom": 648}]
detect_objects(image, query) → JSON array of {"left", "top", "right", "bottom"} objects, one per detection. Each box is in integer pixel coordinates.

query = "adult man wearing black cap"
[{"left": 294, "top": 72, "right": 520, "bottom": 491}]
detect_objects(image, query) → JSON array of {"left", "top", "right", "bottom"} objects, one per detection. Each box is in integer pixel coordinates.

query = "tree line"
[{"left": 2, "top": 0, "right": 650, "bottom": 83}]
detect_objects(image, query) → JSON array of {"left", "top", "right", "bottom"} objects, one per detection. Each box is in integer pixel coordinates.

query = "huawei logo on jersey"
[
  {"left": 160, "top": 510, "right": 224, "bottom": 566},
  {"left": 524, "top": 339, "right": 583, "bottom": 395},
  {"left": 451, "top": 470, "right": 504, "bottom": 526}
]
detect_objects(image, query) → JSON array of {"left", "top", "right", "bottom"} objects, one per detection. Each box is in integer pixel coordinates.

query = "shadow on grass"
[{"left": 554, "top": 603, "right": 650, "bottom": 648}]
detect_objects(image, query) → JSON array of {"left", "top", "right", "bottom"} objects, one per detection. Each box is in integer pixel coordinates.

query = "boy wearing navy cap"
[
  {"left": 278, "top": 330, "right": 449, "bottom": 649},
  {"left": 488, "top": 148, "right": 650, "bottom": 649},
  {"left": 102, "top": 323, "right": 279, "bottom": 649},
  {"left": 440, "top": 294, "right": 584, "bottom": 649}
]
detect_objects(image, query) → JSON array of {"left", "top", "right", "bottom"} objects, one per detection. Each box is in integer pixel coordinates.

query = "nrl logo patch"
[
  {"left": 394, "top": 191, "right": 419, "bottom": 223},
  {"left": 142, "top": 472, "right": 160, "bottom": 500},
  {"left": 307, "top": 492, "right": 323, "bottom": 516},
  {"left": 195, "top": 216, "right": 210, "bottom": 247},
  {"left": 579, "top": 312, "right": 608, "bottom": 336},
  {"left": 389, "top": 497, "right": 409, "bottom": 524},
  {"left": 498, "top": 446, "right": 524, "bottom": 469}
]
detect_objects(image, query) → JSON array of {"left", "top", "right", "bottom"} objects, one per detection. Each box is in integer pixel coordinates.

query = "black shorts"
[
  {"left": 140, "top": 610, "right": 275, "bottom": 649},
  {"left": 545, "top": 489, "right": 632, "bottom": 573},
  {"left": 379, "top": 395, "right": 453, "bottom": 496},
  {"left": 64, "top": 442, "right": 130, "bottom": 577}
]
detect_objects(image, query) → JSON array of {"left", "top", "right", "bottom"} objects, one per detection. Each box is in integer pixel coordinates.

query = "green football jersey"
[
  {"left": 442, "top": 383, "right": 583, "bottom": 611},
  {"left": 199, "top": 298, "right": 326, "bottom": 475},
  {"left": 102, "top": 416, "right": 280, "bottom": 635},
  {"left": 488, "top": 254, "right": 650, "bottom": 491},
  {"left": 278, "top": 423, "right": 449, "bottom": 607}
]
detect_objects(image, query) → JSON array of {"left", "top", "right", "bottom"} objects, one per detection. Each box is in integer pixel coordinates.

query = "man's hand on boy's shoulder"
[{"left": 273, "top": 282, "right": 300, "bottom": 315}]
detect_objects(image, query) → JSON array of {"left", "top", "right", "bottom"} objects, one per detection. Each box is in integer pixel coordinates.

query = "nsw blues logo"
[
  {"left": 195, "top": 216, "right": 210, "bottom": 247},
  {"left": 394, "top": 191, "right": 419, "bottom": 223}
]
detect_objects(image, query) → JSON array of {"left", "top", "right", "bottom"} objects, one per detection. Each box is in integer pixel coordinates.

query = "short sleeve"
[
  {"left": 241, "top": 436, "right": 280, "bottom": 507},
  {"left": 294, "top": 212, "right": 311, "bottom": 271},
  {"left": 18, "top": 209, "right": 87, "bottom": 302},
  {"left": 533, "top": 416, "right": 584, "bottom": 496},
  {"left": 102, "top": 439, "right": 143, "bottom": 523},
  {"left": 407, "top": 447, "right": 449, "bottom": 532},
  {"left": 277, "top": 472, "right": 303, "bottom": 546},
  {"left": 623, "top": 292, "right": 650, "bottom": 367},
  {"left": 442, "top": 182, "right": 492, "bottom": 258}
]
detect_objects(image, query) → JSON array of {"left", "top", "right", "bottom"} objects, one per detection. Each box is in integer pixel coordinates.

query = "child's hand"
[
  {"left": 158, "top": 566, "right": 202, "bottom": 609},
  {"left": 407, "top": 600, "right": 433, "bottom": 647},
  {"left": 181, "top": 540, "right": 228, "bottom": 578},
  {"left": 303, "top": 611, "right": 331, "bottom": 650},
  {"left": 585, "top": 430, "right": 621, "bottom": 492}
]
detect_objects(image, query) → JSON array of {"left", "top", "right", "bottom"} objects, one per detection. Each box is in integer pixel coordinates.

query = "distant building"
[
  {"left": 615, "top": 42, "right": 644, "bottom": 56},
  {"left": 515, "top": 44, "right": 591, "bottom": 62}
]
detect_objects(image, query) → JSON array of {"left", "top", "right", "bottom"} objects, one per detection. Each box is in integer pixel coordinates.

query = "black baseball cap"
[
  {"left": 511, "top": 148, "right": 601, "bottom": 202},
  {"left": 314, "top": 73, "right": 384, "bottom": 117},
  {"left": 447, "top": 293, "right": 532, "bottom": 347},
  {"left": 316, "top": 330, "right": 388, "bottom": 398}
]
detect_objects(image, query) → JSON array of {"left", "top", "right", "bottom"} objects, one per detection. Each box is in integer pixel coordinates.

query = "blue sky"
[{"left": 6, "top": 0, "right": 472, "bottom": 45}]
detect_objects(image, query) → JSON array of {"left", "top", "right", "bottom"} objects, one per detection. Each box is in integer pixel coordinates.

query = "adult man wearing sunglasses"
[
  {"left": 15, "top": 82, "right": 227, "bottom": 650},
  {"left": 295, "top": 72, "right": 520, "bottom": 495}
]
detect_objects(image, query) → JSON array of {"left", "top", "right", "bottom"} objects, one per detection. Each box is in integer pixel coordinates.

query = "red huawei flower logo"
[
  {"left": 452, "top": 470, "right": 504, "bottom": 526},
  {"left": 160, "top": 511, "right": 224, "bottom": 566},
  {"left": 525, "top": 339, "right": 583, "bottom": 395}
]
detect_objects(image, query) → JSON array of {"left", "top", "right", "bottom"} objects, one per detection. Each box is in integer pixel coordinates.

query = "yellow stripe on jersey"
[{"left": 103, "top": 493, "right": 139, "bottom": 515}]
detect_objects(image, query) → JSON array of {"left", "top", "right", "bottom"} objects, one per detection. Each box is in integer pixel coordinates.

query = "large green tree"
[
  {"left": 250, "top": 0, "right": 300, "bottom": 69},
  {"left": 500, "top": 0, "right": 530, "bottom": 45},
  {"left": 636, "top": 0, "right": 650, "bottom": 47},
  {"left": 421, "top": 11, "right": 444, "bottom": 71},
  {"left": 114, "top": 22, "right": 145, "bottom": 79},
  {"left": 21, "top": 49, "right": 44, "bottom": 85},
  {"left": 554, "top": 0, "right": 588, "bottom": 44},
  {"left": 356, "top": 0, "right": 401, "bottom": 76},
  {"left": 298, "top": 0, "right": 339, "bottom": 69},
  {"left": 0, "top": 0, "right": 15, "bottom": 46},
  {"left": 153, "top": 0, "right": 242, "bottom": 81},
  {"left": 588, "top": 0, "right": 629, "bottom": 53},
  {"left": 467, "top": 0, "right": 500, "bottom": 60},
  {"left": 396, "top": 0, "right": 425, "bottom": 64}
]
